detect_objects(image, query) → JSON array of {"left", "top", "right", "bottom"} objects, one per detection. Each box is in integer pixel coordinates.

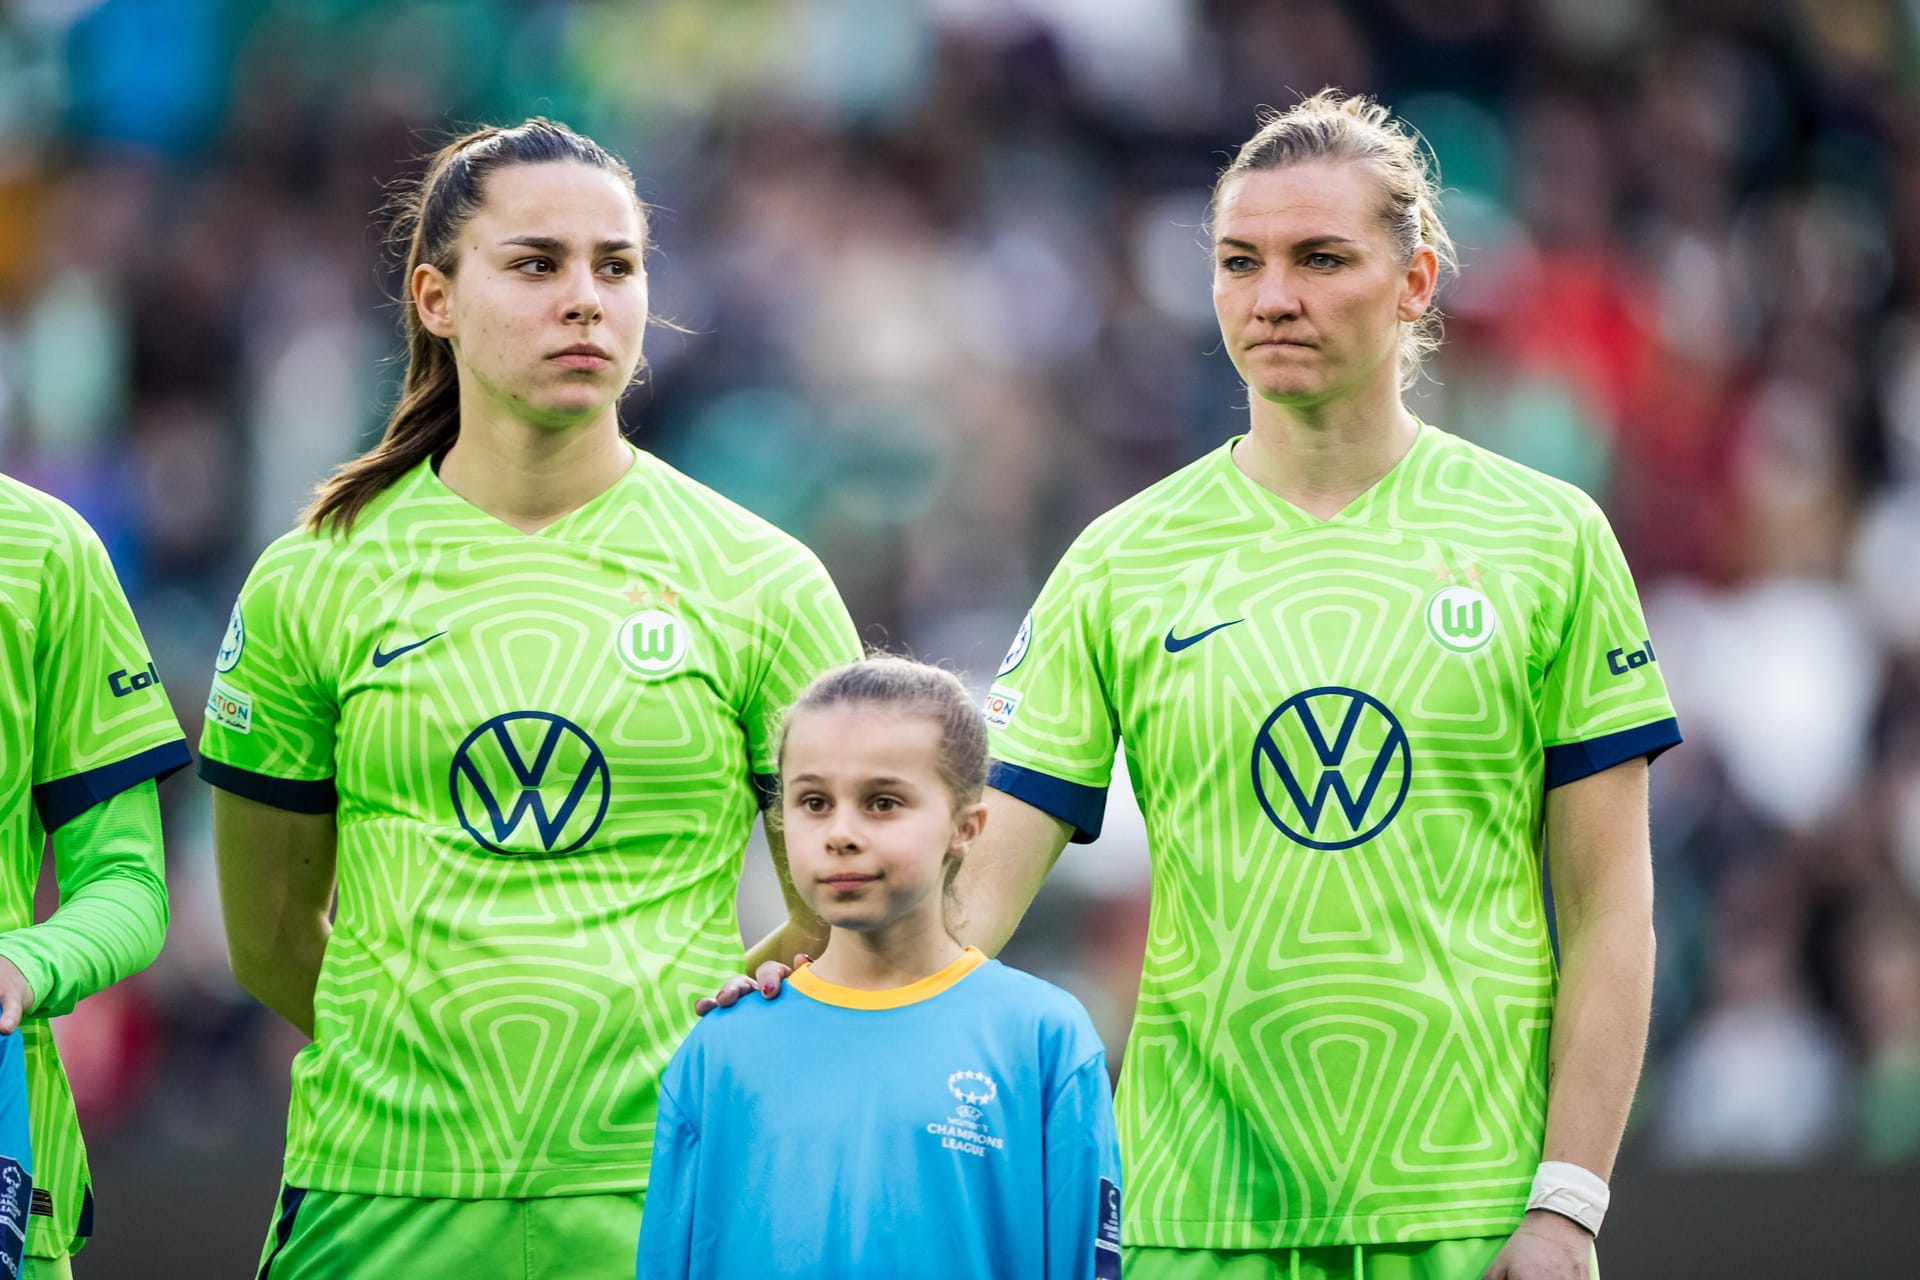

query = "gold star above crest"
[
  {"left": 1463, "top": 563, "right": 1485, "bottom": 587},
  {"left": 622, "top": 584, "right": 683, "bottom": 608},
  {"left": 1431, "top": 563, "right": 1454, "bottom": 583}
]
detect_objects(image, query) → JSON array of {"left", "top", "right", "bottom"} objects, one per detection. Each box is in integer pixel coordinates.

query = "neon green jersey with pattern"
[
  {"left": 197, "top": 448, "right": 859, "bottom": 1200},
  {"left": 0, "top": 474, "right": 189, "bottom": 1257},
  {"left": 985, "top": 426, "right": 1679, "bottom": 1249}
]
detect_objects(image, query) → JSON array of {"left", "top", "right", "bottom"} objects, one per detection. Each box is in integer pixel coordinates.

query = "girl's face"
[
  {"left": 780, "top": 704, "right": 985, "bottom": 942},
  {"left": 414, "top": 161, "right": 649, "bottom": 431},
  {"left": 1211, "top": 161, "right": 1436, "bottom": 411}
]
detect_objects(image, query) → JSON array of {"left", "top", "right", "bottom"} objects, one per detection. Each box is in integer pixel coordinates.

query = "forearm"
[
  {"left": 0, "top": 780, "right": 167, "bottom": 1018},
  {"left": 212, "top": 789, "right": 337, "bottom": 1039},
  {"left": 1540, "top": 904, "right": 1654, "bottom": 1179},
  {"left": 954, "top": 789, "right": 1072, "bottom": 956},
  {"left": 955, "top": 846, "right": 1051, "bottom": 957},
  {"left": 748, "top": 820, "right": 829, "bottom": 973},
  {"left": 233, "top": 919, "right": 329, "bottom": 1040},
  {"left": 744, "top": 917, "right": 829, "bottom": 974}
]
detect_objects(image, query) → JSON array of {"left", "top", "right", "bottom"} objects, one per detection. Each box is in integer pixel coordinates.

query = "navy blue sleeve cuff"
[
  {"left": 33, "top": 740, "right": 193, "bottom": 832},
  {"left": 751, "top": 772, "right": 779, "bottom": 812},
  {"left": 987, "top": 760, "right": 1108, "bottom": 844},
  {"left": 197, "top": 757, "right": 337, "bottom": 815},
  {"left": 1544, "top": 718, "right": 1682, "bottom": 789}
]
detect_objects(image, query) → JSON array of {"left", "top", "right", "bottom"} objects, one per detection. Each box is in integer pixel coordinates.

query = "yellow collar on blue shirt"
[{"left": 788, "top": 947, "right": 988, "bottom": 1010}]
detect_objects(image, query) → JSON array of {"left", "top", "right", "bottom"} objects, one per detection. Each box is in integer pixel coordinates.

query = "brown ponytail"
[{"left": 304, "top": 118, "right": 646, "bottom": 535}]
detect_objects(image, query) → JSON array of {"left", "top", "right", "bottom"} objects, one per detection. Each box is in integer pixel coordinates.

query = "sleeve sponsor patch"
[
  {"left": 205, "top": 676, "right": 253, "bottom": 734},
  {"left": 1095, "top": 1175, "right": 1121, "bottom": 1279},
  {"left": 982, "top": 687, "right": 1021, "bottom": 731},
  {"left": 107, "top": 661, "right": 164, "bottom": 698},
  {"left": 0, "top": 1160, "right": 28, "bottom": 1279}
]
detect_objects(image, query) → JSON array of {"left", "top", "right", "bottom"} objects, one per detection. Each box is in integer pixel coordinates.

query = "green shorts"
[
  {"left": 1123, "top": 1238, "right": 1599, "bottom": 1280},
  {"left": 22, "top": 1255, "right": 72, "bottom": 1280},
  {"left": 254, "top": 1184, "right": 642, "bottom": 1280}
]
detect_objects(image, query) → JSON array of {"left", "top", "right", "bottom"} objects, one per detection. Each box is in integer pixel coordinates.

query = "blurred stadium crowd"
[{"left": 3, "top": 0, "right": 1919, "bottom": 1185}]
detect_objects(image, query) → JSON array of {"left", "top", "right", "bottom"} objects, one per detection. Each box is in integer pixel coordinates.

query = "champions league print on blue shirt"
[{"left": 636, "top": 952, "right": 1121, "bottom": 1280}]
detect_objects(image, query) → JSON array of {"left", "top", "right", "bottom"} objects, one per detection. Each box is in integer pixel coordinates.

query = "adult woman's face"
[
  {"left": 417, "top": 161, "right": 649, "bottom": 430},
  {"left": 1211, "top": 161, "right": 1436, "bottom": 412}
]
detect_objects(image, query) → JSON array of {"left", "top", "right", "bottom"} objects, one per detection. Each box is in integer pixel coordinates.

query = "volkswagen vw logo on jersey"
[
  {"left": 450, "top": 712, "right": 611, "bottom": 856},
  {"left": 1251, "top": 686, "right": 1411, "bottom": 850}
]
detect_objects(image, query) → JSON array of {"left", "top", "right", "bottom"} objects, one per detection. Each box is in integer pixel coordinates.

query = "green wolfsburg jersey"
[
  {"left": 986, "top": 426, "right": 1679, "bottom": 1249},
  {"left": 197, "top": 447, "right": 859, "bottom": 1199},
  {"left": 0, "top": 474, "right": 190, "bottom": 1256}
]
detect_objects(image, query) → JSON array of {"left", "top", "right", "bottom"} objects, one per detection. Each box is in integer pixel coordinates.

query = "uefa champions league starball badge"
[{"left": 215, "top": 600, "right": 246, "bottom": 672}]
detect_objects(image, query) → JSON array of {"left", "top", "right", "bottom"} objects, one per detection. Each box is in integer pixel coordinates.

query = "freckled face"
[
  {"left": 417, "top": 161, "right": 648, "bottom": 430},
  {"left": 1211, "top": 162, "right": 1434, "bottom": 409}
]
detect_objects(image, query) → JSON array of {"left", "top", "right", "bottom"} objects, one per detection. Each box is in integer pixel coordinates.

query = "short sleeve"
[
  {"left": 984, "top": 540, "right": 1120, "bottom": 842},
  {"left": 196, "top": 542, "right": 341, "bottom": 813},
  {"left": 739, "top": 547, "right": 861, "bottom": 803},
  {"left": 30, "top": 513, "right": 190, "bottom": 832},
  {"left": 1538, "top": 501, "right": 1681, "bottom": 788}
]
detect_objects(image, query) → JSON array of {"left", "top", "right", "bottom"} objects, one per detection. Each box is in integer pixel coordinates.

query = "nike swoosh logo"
[
  {"left": 1164, "top": 619, "right": 1242, "bottom": 652},
  {"left": 372, "top": 631, "right": 447, "bottom": 668}
]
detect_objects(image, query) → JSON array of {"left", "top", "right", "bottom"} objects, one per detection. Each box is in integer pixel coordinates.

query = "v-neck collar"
[
  {"left": 1218, "top": 419, "right": 1433, "bottom": 531},
  {"left": 417, "top": 441, "right": 643, "bottom": 540}
]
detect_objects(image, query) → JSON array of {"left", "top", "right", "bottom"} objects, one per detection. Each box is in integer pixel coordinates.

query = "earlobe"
[
  {"left": 414, "top": 263, "right": 456, "bottom": 339},
  {"left": 1398, "top": 245, "right": 1440, "bottom": 322},
  {"left": 951, "top": 802, "right": 988, "bottom": 853}
]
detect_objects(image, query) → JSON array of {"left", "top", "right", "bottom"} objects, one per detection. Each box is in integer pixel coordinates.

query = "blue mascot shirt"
[{"left": 637, "top": 949, "right": 1122, "bottom": 1280}]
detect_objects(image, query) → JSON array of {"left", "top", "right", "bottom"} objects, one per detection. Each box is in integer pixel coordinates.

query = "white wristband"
[{"left": 1526, "top": 1160, "right": 1609, "bottom": 1236}]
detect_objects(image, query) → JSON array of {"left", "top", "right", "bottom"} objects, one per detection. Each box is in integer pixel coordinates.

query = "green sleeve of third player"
[
  {"left": 29, "top": 506, "right": 189, "bottom": 827},
  {"left": 739, "top": 546, "right": 862, "bottom": 797},
  {"left": 197, "top": 539, "right": 341, "bottom": 813},
  {"left": 8, "top": 506, "right": 181, "bottom": 1018},
  {"left": 983, "top": 535, "right": 1121, "bottom": 842},
  {"left": 0, "top": 780, "right": 166, "bottom": 1018},
  {"left": 1537, "top": 499, "right": 1681, "bottom": 787}
]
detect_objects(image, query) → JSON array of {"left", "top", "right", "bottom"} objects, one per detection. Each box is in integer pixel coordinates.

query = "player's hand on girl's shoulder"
[
  {"left": 693, "top": 955, "right": 809, "bottom": 1016},
  {"left": 1480, "top": 1210, "right": 1594, "bottom": 1280}
]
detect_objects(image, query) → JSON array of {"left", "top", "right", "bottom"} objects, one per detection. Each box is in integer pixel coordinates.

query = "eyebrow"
[
  {"left": 1216, "top": 235, "right": 1362, "bottom": 253},
  {"left": 498, "top": 235, "right": 639, "bottom": 255},
  {"left": 783, "top": 773, "right": 918, "bottom": 790}
]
